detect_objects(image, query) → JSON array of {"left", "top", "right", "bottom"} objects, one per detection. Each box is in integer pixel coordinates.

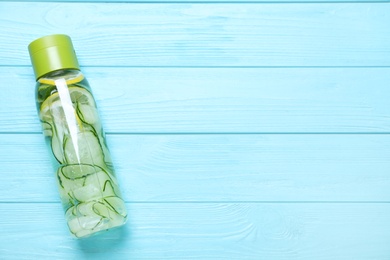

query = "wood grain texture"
[
  {"left": 2, "top": 67, "right": 390, "bottom": 133},
  {"left": 1, "top": 134, "right": 389, "bottom": 202},
  {"left": 1, "top": 3, "right": 390, "bottom": 66},
  {"left": 8, "top": 0, "right": 390, "bottom": 2},
  {"left": 0, "top": 203, "right": 390, "bottom": 259}
]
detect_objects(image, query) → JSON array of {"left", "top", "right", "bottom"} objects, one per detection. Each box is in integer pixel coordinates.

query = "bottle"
[{"left": 28, "top": 34, "right": 127, "bottom": 238}]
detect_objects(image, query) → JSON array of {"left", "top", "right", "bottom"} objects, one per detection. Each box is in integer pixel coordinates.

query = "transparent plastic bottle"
[{"left": 28, "top": 34, "right": 127, "bottom": 238}]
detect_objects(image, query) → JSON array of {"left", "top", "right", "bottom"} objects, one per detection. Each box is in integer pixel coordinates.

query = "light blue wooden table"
[{"left": 1, "top": 1, "right": 390, "bottom": 259}]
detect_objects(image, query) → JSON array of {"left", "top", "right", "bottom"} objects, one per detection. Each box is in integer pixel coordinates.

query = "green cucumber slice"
[
  {"left": 104, "top": 197, "right": 127, "bottom": 217},
  {"left": 63, "top": 131, "right": 105, "bottom": 167},
  {"left": 57, "top": 164, "right": 96, "bottom": 205},
  {"left": 51, "top": 132, "right": 65, "bottom": 164},
  {"left": 41, "top": 121, "right": 53, "bottom": 137}
]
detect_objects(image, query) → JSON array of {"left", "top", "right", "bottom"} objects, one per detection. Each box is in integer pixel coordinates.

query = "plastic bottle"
[{"left": 28, "top": 34, "right": 127, "bottom": 238}]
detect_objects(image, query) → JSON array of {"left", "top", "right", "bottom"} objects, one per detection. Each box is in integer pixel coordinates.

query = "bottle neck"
[{"left": 37, "top": 69, "right": 83, "bottom": 85}]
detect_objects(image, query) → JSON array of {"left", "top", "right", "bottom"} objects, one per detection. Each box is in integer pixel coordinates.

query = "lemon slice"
[
  {"left": 40, "top": 86, "right": 99, "bottom": 164},
  {"left": 38, "top": 73, "right": 84, "bottom": 85},
  {"left": 40, "top": 86, "right": 97, "bottom": 125}
]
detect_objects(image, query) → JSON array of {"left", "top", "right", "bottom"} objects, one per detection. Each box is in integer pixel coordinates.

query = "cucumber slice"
[
  {"left": 51, "top": 132, "right": 65, "bottom": 164},
  {"left": 72, "top": 184, "right": 101, "bottom": 202},
  {"left": 65, "top": 198, "right": 127, "bottom": 238},
  {"left": 70, "top": 87, "right": 98, "bottom": 125},
  {"left": 86, "top": 167, "right": 116, "bottom": 186},
  {"left": 73, "top": 168, "right": 119, "bottom": 202},
  {"left": 68, "top": 215, "right": 102, "bottom": 231},
  {"left": 57, "top": 164, "right": 121, "bottom": 204},
  {"left": 59, "top": 164, "right": 96, "bottom": 180},
  {"left": 57, "top": 164, "right": 96, "bottom": 205},
  {"left": 63, "top": 131, "right": 105, "bottom": 167},
  {"left": 40, "top": 86, "right": 98, "bottom": 130},
  {"left": 76, "top": 103, "right": 98, "bottom": 125},
  {"left": 37, "top": 84, "right": 56, "bottom": 103},
  {"left": 40, "top": 92, "right": 61, "bottom": 122},
  {"left": 41, "top": 121, "right": 53, "bottom": 137},
  {"left": 66, "top": 201, "right": 109, "bottom": 237},
  {"left": 102, "top": 179, "right": 118, "bottom": 197},
  {"left": 67, "top": 207, "right": 106, "bottom": 238},
  {"left": 104, "top": 197, "right": 127, "bottom": 217}
]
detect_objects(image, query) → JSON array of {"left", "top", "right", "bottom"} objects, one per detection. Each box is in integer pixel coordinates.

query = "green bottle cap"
[{"left": 28, "top": 34, "right": 80, "bottom": 80}]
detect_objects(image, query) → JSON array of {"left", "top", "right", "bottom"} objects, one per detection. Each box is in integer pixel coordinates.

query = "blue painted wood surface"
[{"left": 1, "top": 1, "right": 390, "bottom": 259}]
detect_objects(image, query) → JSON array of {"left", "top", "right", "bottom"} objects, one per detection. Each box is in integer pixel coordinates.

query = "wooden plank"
[
  {"left": 7, "top": 0, "right": 390, "bottom": 2},
  {"left": 0, "top": 202, "right": 389, "bottom": 259},
  {"left": 2, "top": 67, "right": 390, "bottom": 133},
  {"left": 1, "top": 3, "right": 390, "bottom": 66},
  {"left": 1, "top": 134, "right": 389, "bottom": 202}
]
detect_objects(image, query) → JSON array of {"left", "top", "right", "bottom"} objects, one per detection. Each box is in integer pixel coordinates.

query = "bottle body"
[{"left": 36, "top": 69, "right": 127, "bottom": 238}]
